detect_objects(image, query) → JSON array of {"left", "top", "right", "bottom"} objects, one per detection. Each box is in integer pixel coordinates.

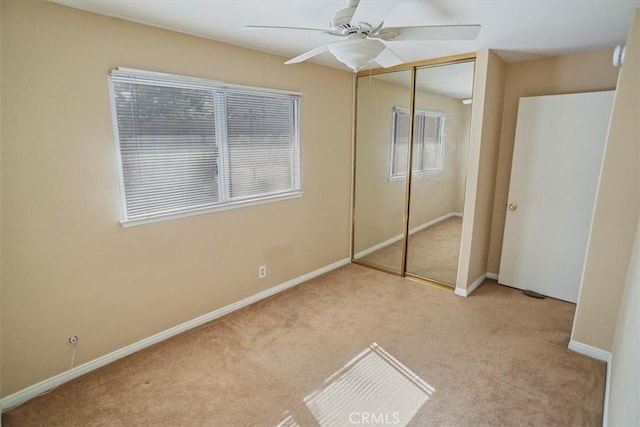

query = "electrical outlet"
[
  {"left": 68, "top": 336, "right": 79, "bottom": 345},
  {"left": 258, "top": 265, "right": 267, "bottom": 279}
]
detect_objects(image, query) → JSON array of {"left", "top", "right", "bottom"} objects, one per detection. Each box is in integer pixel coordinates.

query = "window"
[
  {"left": 390, "top": 107, "right": 444, "bottom": 179},
  {"left": 109, "top": 68, "right": 302, "bottom": 225}
]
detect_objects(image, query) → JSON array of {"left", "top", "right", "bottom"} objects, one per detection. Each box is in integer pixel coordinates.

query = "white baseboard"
[
  {"left": 0, "top": 257, "right": 351, "bottom": 412},
  {"left": 354, "top": 234, "right": 403, "bottom": 259},
  {"left": 409, "top": 212, "right": 460, "bottom": 235},
  {"left": 568, "top": 339, "right": 611, "bottom": 363},
  {"left": 454, "top": 287, "right": 466, "bottom": 297},
  {"left": 455, "top": 273, "right": 486, "bottom": 297},
  {"left": 603, "top": 353, "right": 612, "bottom": 427},
  {"left": 486, "top": 272, "right": 498, "bottom": 280},
  {"left": 355, "top": 212, "right": 460, "bottom": 259}
]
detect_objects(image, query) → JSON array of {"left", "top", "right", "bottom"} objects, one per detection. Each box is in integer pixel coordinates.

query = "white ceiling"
[{"left": 52, "top": 0, "right": 640, "bottom": 72}]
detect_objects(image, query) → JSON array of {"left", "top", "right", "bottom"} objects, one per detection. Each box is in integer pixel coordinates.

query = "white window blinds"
[
  {"left": 225, "top": 89, "right": 300, "bottom": 199},
  {"left": 109, "top": 69, "right": 302, "bottom": 225},
  {"left": 390, "top": 108, "right": 410, "bottom": 177},
  {"left": 416, "top": 113, "right": 444, "bottom": 171},
  {"left": 390, "top": 108, "right": 444, "bottom": 179}
]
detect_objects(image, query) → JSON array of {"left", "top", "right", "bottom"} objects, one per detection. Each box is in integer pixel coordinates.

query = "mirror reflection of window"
[
  {"left": 390, "top": 108, "right": 445, "bottom": 180},
  {"left": 416, "top": 113, "right": 445, "bottom": 172}
]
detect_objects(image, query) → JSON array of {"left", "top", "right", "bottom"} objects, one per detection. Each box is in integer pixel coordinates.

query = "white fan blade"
[
  {"left": 245, "top": 25, "right": 342, "bottom": 36},
  {"left": 375, "top": 45, "right": 404, "bottom": 68},
  {"left": 351, "top": 0, "right": 398, "bottom": 26},
  {"left": 377, "top": 25, "right": 481, "bottom": 41},
  {"left": 285, "top": 44, "right": 331, "bottom": 65}
]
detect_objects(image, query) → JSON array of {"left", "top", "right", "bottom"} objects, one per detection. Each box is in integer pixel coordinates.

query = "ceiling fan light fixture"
[{"left": 329, "top": 38, "right": 385, "bottom": 72}]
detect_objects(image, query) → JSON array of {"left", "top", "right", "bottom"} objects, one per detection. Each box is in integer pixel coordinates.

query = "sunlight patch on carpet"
[
  {"left": 276, "top": 411, "right": 301, "bottom": 427},
  {"left": 277, "top": 343, "right": 435, "bottom": 426}
]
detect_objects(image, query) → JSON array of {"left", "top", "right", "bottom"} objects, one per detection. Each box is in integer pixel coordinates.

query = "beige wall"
[
  {"left": 487, "top": 48, "right": 619, "bottom": 273},
  {"left": 572, "top": 10, "right": 640, "bottom": 353},
  {"left": 607, "top": 14, "right": 640, "bottom": 423},
  {"left": 353, "top": 74, "right": 470, "bottom": 254},
  {"left": 608, "top": 222, "right": 640, "bottom": 426},
  {"left": 457, "top": 50, "right": 506, "bottom": 289},
  {"left": 1, "top": 1, "right": 353, "bottom": 396},
  {"left": 454, "top": 105, "right": 472, "bottom": 211}
]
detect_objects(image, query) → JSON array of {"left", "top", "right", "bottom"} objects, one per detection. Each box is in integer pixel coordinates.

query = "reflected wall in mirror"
[
  {"left": 352, "top": 70, "right": 412, "bottom": 273},
  {"left": 405, "top": 61, "right": 475, "bottom": 285}
]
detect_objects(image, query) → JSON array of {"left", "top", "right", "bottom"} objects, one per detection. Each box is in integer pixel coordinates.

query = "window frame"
[
  {"left": 108, "top": 67, "right": 303, "bottom": 227},
  {"left": 389, "top": 107, "right": 445, "bottom": 181}
]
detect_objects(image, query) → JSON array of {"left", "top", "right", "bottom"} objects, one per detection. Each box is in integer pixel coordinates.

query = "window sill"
[
  {"left": 388, "top": 170, "right": 443, "bottom": 182},
  {"left": 119, "top": 191, "right": 304, "bottom": 228}
]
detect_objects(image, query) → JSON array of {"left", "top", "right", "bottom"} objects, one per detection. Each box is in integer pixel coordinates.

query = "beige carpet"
[
  {"left": 361, "top": 217, "right": 462, "bottom": 285},
  {"left": 3, "top": 264, "right": 605, "bottom": 426}
]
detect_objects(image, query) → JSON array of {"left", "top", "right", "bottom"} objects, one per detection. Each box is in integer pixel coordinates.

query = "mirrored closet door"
[
  {"left": 352, "top": 70, "right": 412, "bottom": 274},
  {"left": 405, "top": 61, "right": 474, "bottom": 285},
  {"left": 351, "top": 57, "right": 475, "bottom": 287}
]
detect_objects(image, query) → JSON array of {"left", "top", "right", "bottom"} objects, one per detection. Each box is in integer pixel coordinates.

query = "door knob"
[{"left": 508, "top": 203, "right": 518, "bottom": 211}]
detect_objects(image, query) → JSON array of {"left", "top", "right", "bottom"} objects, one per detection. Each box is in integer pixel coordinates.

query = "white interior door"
[{"left": 499, "top": 91, "right": 614, "bottom": 303}]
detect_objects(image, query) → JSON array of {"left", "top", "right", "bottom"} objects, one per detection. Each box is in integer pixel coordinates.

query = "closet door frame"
[{"left": 350, "top": 52, "right": 477, "bottom": 287}]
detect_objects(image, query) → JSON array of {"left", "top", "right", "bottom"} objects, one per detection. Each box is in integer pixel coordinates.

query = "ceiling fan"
[{"left": 246, "top": 0, "right": 480, "bottom": 72}]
